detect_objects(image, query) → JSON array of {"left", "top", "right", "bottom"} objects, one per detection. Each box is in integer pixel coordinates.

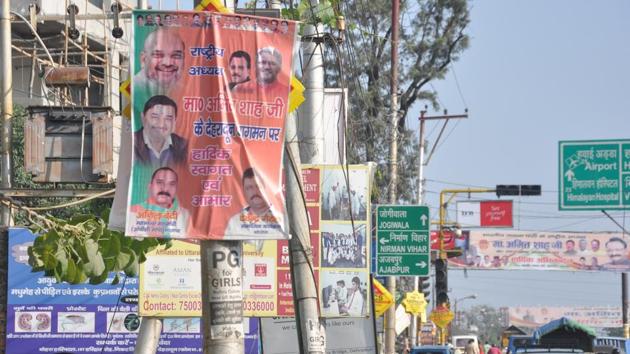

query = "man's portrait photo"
[
  {"left": 603, "top": 237, "right": 630, "bottom": 269},
  {"left": 233, "top": 46, "right": 288, "bottom": 97},
  {"left": 134, "top": 95, "right": 188, "bottom": 167},
  {"left": 134, "top": 29, "right": 185, "bottom": 99},
  {"left": 228, "top": 50, "right": 251, "bottom": 90},
  {"left": 224, "top": 167, "right": 285, "bottom": 238},
  {"left": 129, "top": 167, "right": 190, "bottom": 238}
]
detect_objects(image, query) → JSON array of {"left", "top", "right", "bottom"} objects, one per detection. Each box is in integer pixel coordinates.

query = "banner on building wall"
[
  {"left": 449, "top": 229, "right": 629, "bottom": 272},
  {"left": 126, "top": 10, "right": 298, "bottom": 240},
  {"left": 509, "top": 306, "right": 622, "bottom": 328}
]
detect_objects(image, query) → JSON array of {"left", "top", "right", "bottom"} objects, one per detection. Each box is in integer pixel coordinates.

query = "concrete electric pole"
[{"left": 287, "top": 0, "right": 327, "bottom": 352}]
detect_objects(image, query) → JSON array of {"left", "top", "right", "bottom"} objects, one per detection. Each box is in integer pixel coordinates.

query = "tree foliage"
[
  {"left": 27, "top": 213, "right": 170, "bottom": 285},
  {"left": 335, "top": 0, "right": 470, "bottom": 202}
]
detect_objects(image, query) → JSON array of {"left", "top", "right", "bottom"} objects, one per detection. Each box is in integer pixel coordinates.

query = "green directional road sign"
[
  {"left": 559, "top": 139, "right": 630, "bottom": 210},
  {"left": 376, "top": 205, "right": 430, "bottom": 276}
]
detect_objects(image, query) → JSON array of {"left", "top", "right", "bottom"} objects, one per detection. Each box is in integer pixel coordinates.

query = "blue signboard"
[{"left": 6, "top": 228, "right": 259, "bottom": 353}]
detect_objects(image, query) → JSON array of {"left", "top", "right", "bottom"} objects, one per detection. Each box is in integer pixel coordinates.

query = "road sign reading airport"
[
  {"left": 559, "top": 139, "right": 630, "bottom": 210},
  {"left": 376, "top": 205, "right": 430, "bottom": 276}
]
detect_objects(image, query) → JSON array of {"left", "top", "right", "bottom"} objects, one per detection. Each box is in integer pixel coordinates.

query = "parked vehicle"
[
  {"left": 411, "top": 345, "right": 455, "bottom": 354},
  {"left": 593, "top": 336, "right": 630, "bottom": 354},
  {"left": 452, "top": 335, "right": 479, "bottom": 352},
  {"left": 507, "top": 335, "right": 535, "bottom": 354}
]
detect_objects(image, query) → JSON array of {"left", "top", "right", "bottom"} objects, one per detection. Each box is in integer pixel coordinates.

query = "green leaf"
[
  {"left": 111, "top": 273, "right": 120, "bottom": 285},
  {"left": 115, "top": 249, "right": 133, "bottom": 271},
  {"left": 27, "top": 246, "right": 44, "bottom": 268},
  {"left": 101, "top": 209, "right": 111, "bottom": 223},
  {"left": 105, "top": 234, "right": 121, "bottom": 258},
  {"left": 69, "top": 214, "right": 93, "bottom": 225},
  {"left": 73, "top": 269, "right": 88, "bottom": 284},
  {"left": 124, "top": 256, "right": 139, "bottom": 277},
  {"left": 64, "top": 258, "right": 77, "bottom": 284},
  {"left": 83, "top": 241, "right": 106, "bottom": 278},
  {"left": 89, "top": 270, "right": 109, "bottom": 285}
]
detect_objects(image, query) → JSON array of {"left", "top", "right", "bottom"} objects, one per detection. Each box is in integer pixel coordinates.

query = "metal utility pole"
[
  {"left": 384, "top": 0, "right": 400, "bottom": 353},
  {"left": 0, "top": 0, "right": 13, "bottom": 227},
  {"left": 408, "top": 112, "right": 426, "bottom": 347},
  {"left": 623, "top": 273, "right": 629, "bottom": 339},
  {"left": 409, "top": 110, "right": 467, "bottom": 347},
  {"left": 286, "top": 0, "right": 326, "bottom": 352}
]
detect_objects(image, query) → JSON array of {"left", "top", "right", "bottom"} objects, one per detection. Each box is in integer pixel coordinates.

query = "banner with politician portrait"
[
  {"left": 449, "top": 229, "right": 630, "bottom": 272},
  {"left": 126, "top": 10, "right": 297, "bottom": 240}
]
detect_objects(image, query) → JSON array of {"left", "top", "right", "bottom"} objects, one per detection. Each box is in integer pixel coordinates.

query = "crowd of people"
[
  {"left": 322, "top": 181, "right": 367, "bottom": 221},
  {"left": 321, "top": 230, "right": 365, "bottom": 268},
  {"left": 136, "top": 13, "right": 290, "bottom": 34}
]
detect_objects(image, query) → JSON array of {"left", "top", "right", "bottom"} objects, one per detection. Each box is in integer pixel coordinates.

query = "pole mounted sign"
[
  {"left": 559, "top": 139, "right": 630, "bottom": 210},
  {"left": 376, "top": 205, "right": 430, "bottom": 276}
]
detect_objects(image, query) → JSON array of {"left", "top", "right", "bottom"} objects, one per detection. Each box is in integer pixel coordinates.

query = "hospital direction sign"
[{"left": 559, "top": 139, "right": 630, "bottom": 210}]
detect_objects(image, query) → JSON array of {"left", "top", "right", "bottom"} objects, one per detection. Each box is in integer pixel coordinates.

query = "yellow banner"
[{"left": 372, "top": 277, "right": 393, "bottom": 317}]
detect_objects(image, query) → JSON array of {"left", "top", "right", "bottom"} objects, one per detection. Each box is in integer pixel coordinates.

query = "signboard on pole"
[
  {"left": 456, "top": 200, "right": 513, "bottom": 228},
  {"left": 376, "top": 205, "right": 430, "bottom": 276},
  {"left": 559, "top": 139, "right": 630, "bottom": 210}
]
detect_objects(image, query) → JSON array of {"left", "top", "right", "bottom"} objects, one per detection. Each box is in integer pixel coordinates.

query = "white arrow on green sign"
[
  {"left": 376, "top": 205, "right": 430, "bottom": 276},
  {"left": 559, "top": 139, "right": 630, "bottom": 210}
]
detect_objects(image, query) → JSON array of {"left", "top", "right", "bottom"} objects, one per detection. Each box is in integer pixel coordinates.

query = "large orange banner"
[{"left": 126, "top": 10, "right": 296, "bottom": 240}]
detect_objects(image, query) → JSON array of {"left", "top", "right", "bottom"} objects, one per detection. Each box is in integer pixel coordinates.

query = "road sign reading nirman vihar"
[
  {"left": 559, "top": 139, "right": 630, "bottom": 210},
  {"left": 376, "top": 205, "right": 430, "bottom": 276}
]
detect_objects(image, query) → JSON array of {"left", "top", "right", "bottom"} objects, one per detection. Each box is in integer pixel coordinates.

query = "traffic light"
[
  {"left": 496, "top": 185, "right": 519, "bottom": 197},
  {"left": 520, "top": 185, "right": 541, "bottom": 196},
  {"left": 496, "top": 184, "right": 542, "bottom": 197},
  {"left": 435, "top": 259, "right": 448, "bottom": 305},
  {"left": 420, "top": 277, "right": 431, "bottom": 304}
]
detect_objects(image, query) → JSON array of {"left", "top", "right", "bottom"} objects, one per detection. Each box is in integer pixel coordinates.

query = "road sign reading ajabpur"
[
  {"left": 559, "top": 139, "right": 630, "bottom": 210},
  {"left": 376, "top": 205, "right": 430, "bottom": 276}
]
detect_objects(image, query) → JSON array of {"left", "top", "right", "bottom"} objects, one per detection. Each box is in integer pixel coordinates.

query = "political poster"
[
  {"left": 126, "top": 10, "right": 297, "bottom": 240},
  {"left": 449, "top": 229, "right": 630, "bottom": 272},
  {"left": 509, "top": 306, "right": 622, "bottom": 328}
]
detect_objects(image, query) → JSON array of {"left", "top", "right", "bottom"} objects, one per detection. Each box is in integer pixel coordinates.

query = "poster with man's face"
[{"left": 126, "top": 10, "right": 297, "bottom": 240}]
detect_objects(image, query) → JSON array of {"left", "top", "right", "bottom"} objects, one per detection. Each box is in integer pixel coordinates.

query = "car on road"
[
  {"left": 452, "top": 335, "right": 479, "bottom": 352},
  {"left": 411, "top": 345, "right": 454, "bottom": 354}
]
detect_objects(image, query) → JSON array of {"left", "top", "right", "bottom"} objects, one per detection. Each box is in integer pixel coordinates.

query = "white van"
[{"left": 452, "top": 335, "right": 479, "bottom": 352}]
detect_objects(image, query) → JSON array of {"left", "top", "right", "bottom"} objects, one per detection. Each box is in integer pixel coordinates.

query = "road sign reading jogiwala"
[
  {"left": 376, "top": 205, "right": 430, "bottom": 276},
  {"left": 559, "top": 139, "right": 630, "bottom": 210}
]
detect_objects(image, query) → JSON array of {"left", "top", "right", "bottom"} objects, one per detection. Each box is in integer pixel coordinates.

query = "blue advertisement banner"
[{"left": 6, "top": 227, "right": 259, "bottom": 353}]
